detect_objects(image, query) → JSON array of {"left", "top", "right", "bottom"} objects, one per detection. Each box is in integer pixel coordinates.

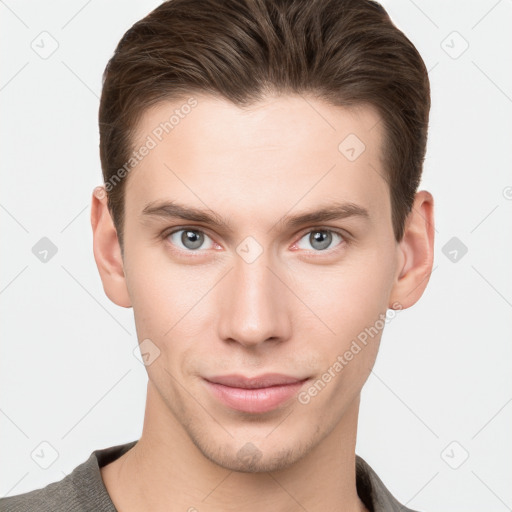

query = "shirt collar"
[{"left": 356, "top": 455, "right": 419, "bottom": 511}]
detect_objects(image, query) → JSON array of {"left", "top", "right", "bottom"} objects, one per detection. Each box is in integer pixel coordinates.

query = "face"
[{"left": 118, "top": 94, "right": 403, "bottom": 472}]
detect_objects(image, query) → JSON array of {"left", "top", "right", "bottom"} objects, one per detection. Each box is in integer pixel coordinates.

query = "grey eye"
[
  {"left": 296, "top": 230, "right": 343, "bottom": 251},
  {"left": 168, "top": 229, "right": 214, "bottom": 251}
]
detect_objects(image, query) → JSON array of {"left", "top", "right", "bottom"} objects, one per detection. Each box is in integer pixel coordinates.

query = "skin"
[{"left": 91, "top": 93, "right": 434, "bottom": 512}]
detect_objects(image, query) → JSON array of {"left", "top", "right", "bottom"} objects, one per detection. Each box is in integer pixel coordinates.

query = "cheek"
[
  {"left": 298, "top": 268, "right": 387, "bottom": 412},
  {"left": 124, "top": 244, "right": 205, "bottom": 326},
  {"left": 305, "top": 256, "right": 393, "bottom": 333},
  {"left": 124, "top": 250, "right": 218, "bottom": 375},
  {"left": 297, "top": 250, "right": 394, "bottom": 378}
]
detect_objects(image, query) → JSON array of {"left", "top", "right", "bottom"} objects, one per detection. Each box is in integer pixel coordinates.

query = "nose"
[{"left": 217, "top": 249, "right": 291, "bottom": 350}]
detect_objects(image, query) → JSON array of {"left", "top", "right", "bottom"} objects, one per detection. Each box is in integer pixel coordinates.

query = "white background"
[{"left": 1, "top": 1, "right": 511, "bottom": 510}]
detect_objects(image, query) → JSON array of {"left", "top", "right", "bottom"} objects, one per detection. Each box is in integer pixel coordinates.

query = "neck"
[{"left": 101, "top": 381, "right": 367, "bottom": 512}]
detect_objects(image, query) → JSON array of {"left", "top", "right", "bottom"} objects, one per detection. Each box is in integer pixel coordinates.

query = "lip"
[{"left": 204, "top": 373, "right": 309, "bottom": 414}]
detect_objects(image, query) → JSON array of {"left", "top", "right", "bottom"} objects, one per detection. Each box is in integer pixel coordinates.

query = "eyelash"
[{"left": 160, "top": 226, "right": 349, "bottom": 257}]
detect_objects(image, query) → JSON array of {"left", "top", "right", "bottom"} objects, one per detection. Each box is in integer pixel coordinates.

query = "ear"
[
  {"left": 389, "top": 190, "right": 435, "bottom": 310},
  {"left": 90, "top": 186, "right": 132, "bottom": 308}
]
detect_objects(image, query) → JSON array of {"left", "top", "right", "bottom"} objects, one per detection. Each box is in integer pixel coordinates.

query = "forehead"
[
  {"left": 125, "top": 93, "right": 389, "bottom": 226},
  {"left": 132, "top": 93, "right": 383, "bottom": 159}
]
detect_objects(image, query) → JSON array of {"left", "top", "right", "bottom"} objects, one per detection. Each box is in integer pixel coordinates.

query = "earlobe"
[
  {"left": 389, "top": 190, "right": 435, "bottom": 310},
  {"left": 90, "top": 186, "right": 132, "bottom": 308}
]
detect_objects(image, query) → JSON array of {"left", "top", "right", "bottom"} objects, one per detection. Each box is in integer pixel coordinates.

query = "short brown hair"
[{"left": 99, "top": 0, "right": 430, "bottom": 251}]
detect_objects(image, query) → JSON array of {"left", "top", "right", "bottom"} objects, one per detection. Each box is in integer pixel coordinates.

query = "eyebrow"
[{"left": 141, "top": 200, "right": 370, "bottom": 233}]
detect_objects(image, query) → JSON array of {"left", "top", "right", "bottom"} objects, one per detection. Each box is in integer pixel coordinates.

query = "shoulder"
[
  {"left": 0, "top": 441, "right": 137, "bottom": 512},
  {"left": 0, "top": 453, "right": 109, "bottom": 512},
  {"left": 356, "top": 455, "right": 422, "bottom": 512},
  {"left": 0, "top": 465, "right": 87, "bottom": 511},
  {"left": 0, "top": 474, "right": 77, "bottom": 512}
]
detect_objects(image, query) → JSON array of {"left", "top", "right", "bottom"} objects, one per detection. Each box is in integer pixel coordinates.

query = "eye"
[
  {"left": 294, "top": 228, "right": 345, "bottom": 252},
  {"left": 163, "top": 226, "right": 347, "bottom": 255},
  {"left": 166, "top": 228, "right": 215, "bottom": 251}
]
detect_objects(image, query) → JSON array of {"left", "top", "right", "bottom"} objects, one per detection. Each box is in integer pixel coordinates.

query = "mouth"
[{"left": 203, "top": 373, "right": 310, "bottom": 414}]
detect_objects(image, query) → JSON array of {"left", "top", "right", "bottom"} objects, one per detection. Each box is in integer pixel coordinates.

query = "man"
[{"left": 0, "top": 0, "right": 434, "bottom": 510}]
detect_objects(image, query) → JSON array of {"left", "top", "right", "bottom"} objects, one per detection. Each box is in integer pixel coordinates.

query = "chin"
[
  {"left": 207, "top": 444, "right": 301, "bottom": 473},
  {"left": 187, "top": 427, "right": 318, "bottom": 474}
]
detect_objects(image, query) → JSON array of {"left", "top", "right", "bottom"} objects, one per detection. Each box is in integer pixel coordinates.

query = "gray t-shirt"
[{"left": 0, "top": 441, "right": 419, "bottom": 511}]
